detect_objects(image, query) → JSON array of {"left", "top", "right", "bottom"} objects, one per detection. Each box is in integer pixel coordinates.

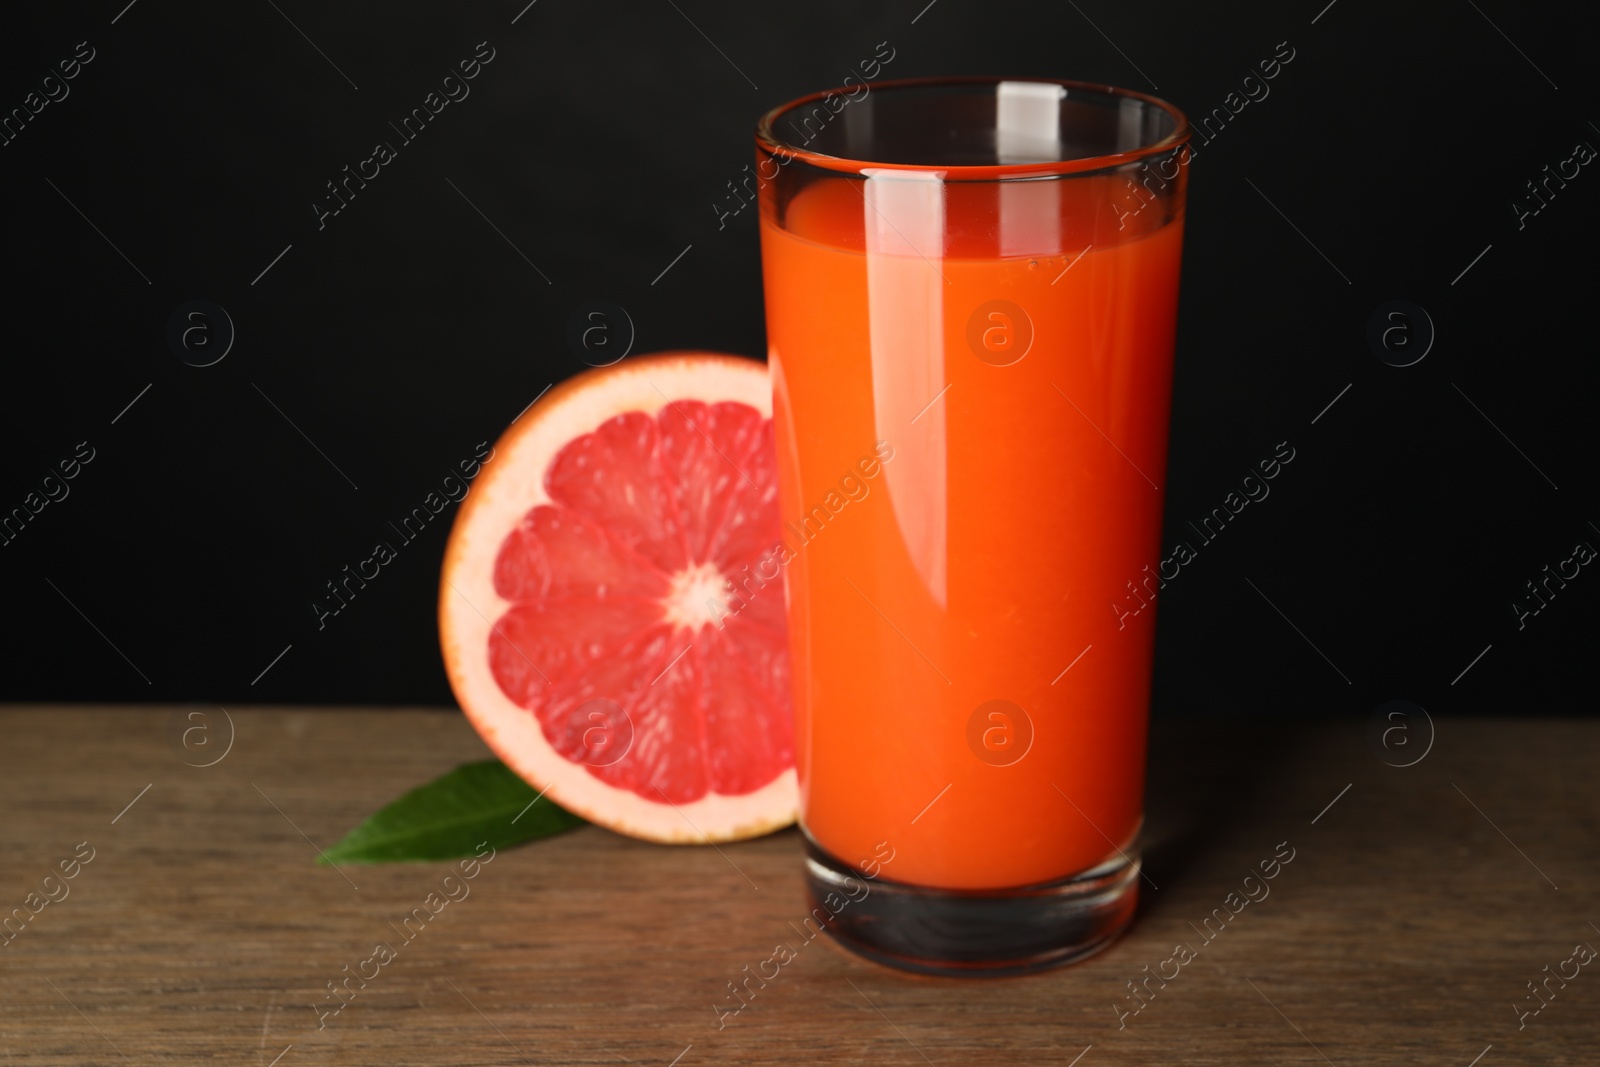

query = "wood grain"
[{"left": 0, "top": 707, "right": 1595, "bottom": 1065}]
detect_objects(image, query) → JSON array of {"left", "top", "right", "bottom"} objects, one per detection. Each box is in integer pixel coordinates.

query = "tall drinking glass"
[{"left": 755, "top": 78, "right": 1190, "bottom": 974}]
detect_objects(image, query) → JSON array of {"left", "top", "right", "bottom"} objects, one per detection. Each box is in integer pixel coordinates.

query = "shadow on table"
[{"left": 1138, "top": 712, "right": 1323, "bottom": 919}]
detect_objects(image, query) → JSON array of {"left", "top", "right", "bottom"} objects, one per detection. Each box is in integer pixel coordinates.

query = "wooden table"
[{"left": 1, "top": 708, "right": 1594, "bottom": 1065}]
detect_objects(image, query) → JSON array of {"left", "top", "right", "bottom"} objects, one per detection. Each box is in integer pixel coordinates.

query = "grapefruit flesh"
[{"left": 440, "top": 353, "right": 796, "bottom": 843}]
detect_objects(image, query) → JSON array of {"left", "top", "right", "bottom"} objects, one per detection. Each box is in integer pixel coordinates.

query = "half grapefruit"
[{"left": 439, "top": 353, "right": 796, "bottom": 843}]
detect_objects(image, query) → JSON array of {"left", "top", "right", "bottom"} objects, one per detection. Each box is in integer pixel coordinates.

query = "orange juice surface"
[{"left": 761, "top": 169, "right": 1184, "bottom": 890}]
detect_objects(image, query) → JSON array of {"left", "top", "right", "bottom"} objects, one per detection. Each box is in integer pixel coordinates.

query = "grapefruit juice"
[
  {"left": 764, "top": 190, "right": 1181, "bottom": 890},
  {"left": 756, "top": 78, "right": 1190, "bottom": 970}
]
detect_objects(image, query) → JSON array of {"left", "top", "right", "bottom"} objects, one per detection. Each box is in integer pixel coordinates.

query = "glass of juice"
[{"left": 755, "top": 77, "right": 1190, "bottom": 974}]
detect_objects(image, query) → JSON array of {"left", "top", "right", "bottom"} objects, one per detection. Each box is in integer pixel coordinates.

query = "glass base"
[{"left": 802, "top": 836, "right": 1140, "bottom": 977}]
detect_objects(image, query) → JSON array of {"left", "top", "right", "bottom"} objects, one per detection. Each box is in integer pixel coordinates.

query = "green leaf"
[{"left": 319, "top": 760, "right": 584, "bottom": 865}]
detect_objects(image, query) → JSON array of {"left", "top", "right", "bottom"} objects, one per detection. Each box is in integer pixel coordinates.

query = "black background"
[{"left": 2, "top": 0, "right": 1594, "bottom": 715}]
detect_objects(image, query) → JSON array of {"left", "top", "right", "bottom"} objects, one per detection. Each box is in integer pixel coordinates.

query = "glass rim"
[{"left": 755, "top": 75, "right": 1190, "bottom": 181}]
